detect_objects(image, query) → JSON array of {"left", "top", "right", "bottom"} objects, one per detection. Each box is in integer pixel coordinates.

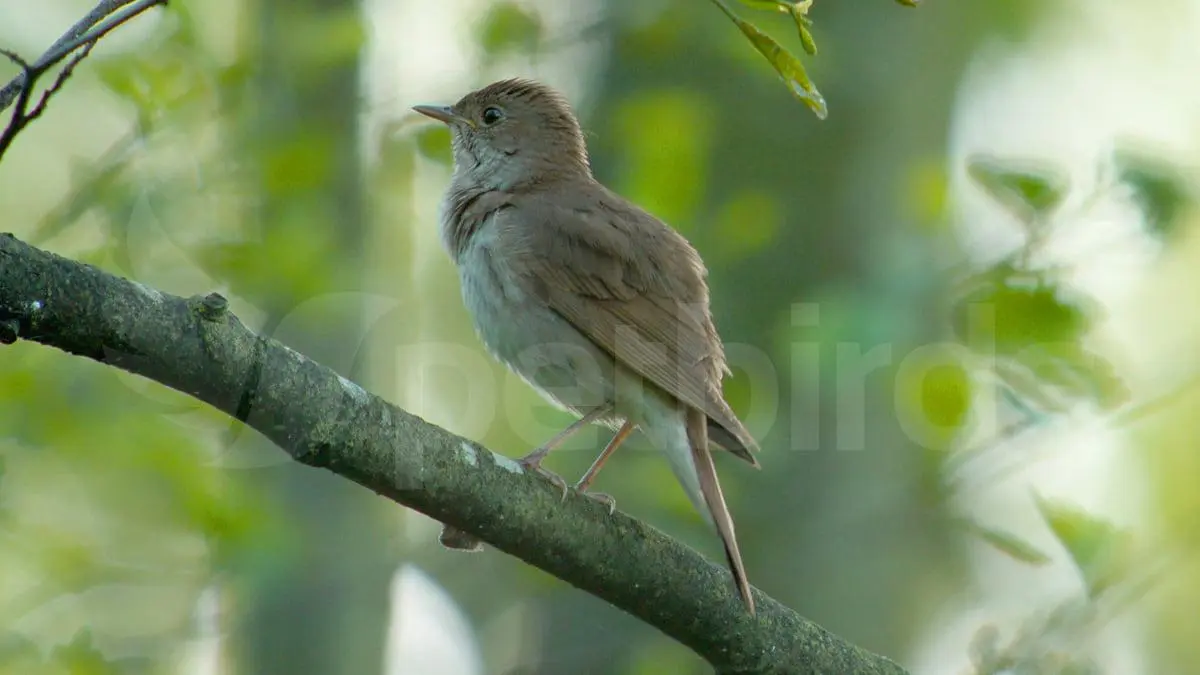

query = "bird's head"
[{"left": 413, "top": 78, "right": 591, "bottom": 188}]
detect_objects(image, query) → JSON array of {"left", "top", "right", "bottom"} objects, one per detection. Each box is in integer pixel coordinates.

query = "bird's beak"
[{"left": 412, "top": 104, "right": 470, "bottom": 127}]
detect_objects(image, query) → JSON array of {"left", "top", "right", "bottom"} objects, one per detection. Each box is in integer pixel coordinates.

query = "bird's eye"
[{"left": 481, "top": 106, "right": 504, "bottom": 126}]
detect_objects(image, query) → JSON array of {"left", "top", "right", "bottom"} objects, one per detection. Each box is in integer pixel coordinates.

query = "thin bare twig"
[
  {"left": 28, "top": 0, "right": 168, "bottom": 86},
  {"left": 27, "top": 44, "right": 95, "bottom": 124},
  {"left": 0, "top": 0, "right": 145, "bottom": 111},
  {"left": 0, "top": 0, "right": 166, "bottom": 161},
  {"left": 0, "top": 50, "right": 36, "bottom": 161}
]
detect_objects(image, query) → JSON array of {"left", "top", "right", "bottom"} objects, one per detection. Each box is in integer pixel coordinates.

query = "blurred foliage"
[
  {"left": 967, "top": 156, "right": 1067, "bottom": 223},
  {"left": 1114, "top": 148, "right": 1193, "bottom": 240},
  {"left": 936, "top": 156, "right": 1136, "bottom": 561},
  {"left": 477, "top": 2, "right": 545, "bottom": 55},
  {"left": 3, "top": 0, "right": 1199, "bottom": 674},
  {"left": 0, "top": 7, "right": 283, "bottom": 675},
  {"left": 612, "top": 90, "right": 712, "bottom": 226},
  {"left": 948, "top": 158, "right": 1130, "bottom": 418},
  {"left": 964, "top": 518, "right": 1052, "bottom": 566},
  {"left": 932, "top": 134, "right": 1200, "bottom": 672},
  {"left": 710, "top": 0, "right": 923, "bottom": 118},
  {"left": 969, "top": 612, "right": 1104, "bottom": 675},
  {"left": 1034, "top": 494, "right": 1133, "bottom": 600}
]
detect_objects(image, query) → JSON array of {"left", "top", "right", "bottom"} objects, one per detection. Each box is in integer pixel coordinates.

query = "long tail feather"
[{"left": 686, "top": 407, "right": 755, "bottom": 614}]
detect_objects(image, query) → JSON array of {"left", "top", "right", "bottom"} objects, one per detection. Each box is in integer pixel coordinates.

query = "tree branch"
[
  {"left": 1, "top": 0, "right": 140, "bottom": 111},
  {"left": 0, "top": 0, "right": 166, "bottom": 160},
  {"left": 0, "top": 233, "right": 908, "bottom": 675}
]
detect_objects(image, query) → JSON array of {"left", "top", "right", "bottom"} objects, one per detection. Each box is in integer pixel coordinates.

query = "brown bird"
[{"left": 414, "top": 79, "right": 760, "bottom": 614}]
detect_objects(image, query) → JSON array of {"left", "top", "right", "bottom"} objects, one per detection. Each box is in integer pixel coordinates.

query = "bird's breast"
[{"left": 456, "top": 221, "right": 616, "bottom": 416}]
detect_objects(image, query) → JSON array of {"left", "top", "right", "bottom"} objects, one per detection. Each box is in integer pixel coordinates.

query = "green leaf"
[
  {"left": 952, "top": 277, "right": 1094, "bottom": 352},
  {"left": 1114, "top": 150, "right": 1191, "bottom": 238},
  {"left": 967, "top": 155, "right": 1067, "bottom": 222},
  {"left": 733, "top": 1, "right": 819, "bottom": 55},
  {"left": 477, "top": 2, "right": 543, "bottom": 55},
  {"left": 711, "top": 0, "right": 827, "bottom": 119},
  {"left": 1034, "top": 494, "right": 1132, "bottom": 597},
  {"left": 793, "top": 9, "right": 818, "bottom": 56},
  {"left": 967, "top": 520, "right": 1052, "bottom": 565},
  {"left": 953, "top": 273, "right": 1128, "bottom": 411}
]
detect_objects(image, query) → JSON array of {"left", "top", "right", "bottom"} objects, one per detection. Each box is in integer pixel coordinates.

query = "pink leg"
[
  {"left": 574, "top": 421, "right": 635, "bottom": 514},
  {"left": 519, "top": 404, "right": 611, "bottom": 497}
]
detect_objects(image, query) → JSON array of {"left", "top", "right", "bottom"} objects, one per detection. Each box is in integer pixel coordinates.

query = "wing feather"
[{"left": 495, "top": 186, "right": 759, "bottom": 464}]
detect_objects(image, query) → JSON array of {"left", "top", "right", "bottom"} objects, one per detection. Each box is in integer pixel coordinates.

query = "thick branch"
[{"left": 0, "top": 234, "right": 908, "bottom": 674}]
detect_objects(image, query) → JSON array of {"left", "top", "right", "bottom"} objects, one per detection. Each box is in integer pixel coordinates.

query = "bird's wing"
[{"left": 494, "top": 187, "right": 758, "bottom": 463}]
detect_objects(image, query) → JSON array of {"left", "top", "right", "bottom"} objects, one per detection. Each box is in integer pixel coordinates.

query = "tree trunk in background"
[{"left": 234, "top": 1, "right": 392, "bottom": 674}]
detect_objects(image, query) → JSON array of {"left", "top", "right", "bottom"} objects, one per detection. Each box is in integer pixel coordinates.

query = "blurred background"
[{"left": 2, "top": 0, "right": 1199, "bottom": 673}]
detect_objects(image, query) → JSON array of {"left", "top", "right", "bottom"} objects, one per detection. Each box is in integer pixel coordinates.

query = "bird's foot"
[
  {"left": 518, "top": 449, "right": 569, "bottom": 499},
  {"left": 576, "top": 489, "right": 616, "bottom": 515}
]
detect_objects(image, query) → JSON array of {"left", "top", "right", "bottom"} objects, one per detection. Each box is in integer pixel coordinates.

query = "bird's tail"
[{"left": 681, "top": 407, "right": 755, "bottom": 614}]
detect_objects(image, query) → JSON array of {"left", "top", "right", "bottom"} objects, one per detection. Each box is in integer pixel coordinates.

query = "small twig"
[
  {"left": 27, "top": 0, "right": 168, "bottom": 87},
  {"left": 0, "top": 50, "right": 36, "bottom": 161},
  {"left": 26, "top": 43, "right": 95, "bottom": 123},
  {"left": 50, "top": 0, "right": 142, "bottom": 52},
  {"left": 0, "top": 0, "right": 165, "bottom": 162},
  {"left": 0, "top": 0, "right": 151, "bottom": 112}
]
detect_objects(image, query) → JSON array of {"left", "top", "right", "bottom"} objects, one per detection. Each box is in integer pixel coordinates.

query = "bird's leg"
[
  {"left": 573, "top": 421, "right": 635, "bottom": 514},
  {"left": 519, "top": 404, "right": 612, "bottom": 497}
]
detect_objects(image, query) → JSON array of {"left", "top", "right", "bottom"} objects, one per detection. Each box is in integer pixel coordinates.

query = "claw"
[
  {"left": 579, "top": 490, "right": 616, "bottom": 515},
  {"left": 519, "top": 452, "right": 569, "bottom": 499},
  {"left": 513, "top": 408, "right": 617, "bottom": 501}
]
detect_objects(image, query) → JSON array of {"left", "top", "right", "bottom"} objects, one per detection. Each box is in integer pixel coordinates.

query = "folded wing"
[{"left": 494, "top": 185, "right": 759, "bottom": 465}]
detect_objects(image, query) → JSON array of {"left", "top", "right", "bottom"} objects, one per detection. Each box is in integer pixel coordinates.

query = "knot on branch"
[
  {"left": 191, "top": 292, "right": 229, "bottom": 322},
  {"left": 0, "top": 298, "right": 44, "bottom": 344}
]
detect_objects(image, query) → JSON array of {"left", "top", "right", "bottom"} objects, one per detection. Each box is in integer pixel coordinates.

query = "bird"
[{"left": 414, "top": 78, "right": 760, "bottom": 614}]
